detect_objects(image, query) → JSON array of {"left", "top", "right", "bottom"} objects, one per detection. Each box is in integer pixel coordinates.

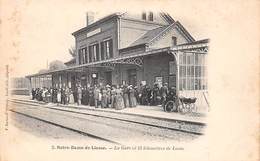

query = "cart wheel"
[{"left": 164, "top": 101, "right": 175, "bottom": 112}]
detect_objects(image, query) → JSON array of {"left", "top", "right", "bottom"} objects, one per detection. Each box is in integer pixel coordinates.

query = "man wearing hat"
[{"left": 161, "top": 82, "right": 169, "bottom": 106}]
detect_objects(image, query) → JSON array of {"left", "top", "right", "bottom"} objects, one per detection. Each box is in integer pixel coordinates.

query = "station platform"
[{"left": 10, "top": 95, "right": 208, "bottom": 124}]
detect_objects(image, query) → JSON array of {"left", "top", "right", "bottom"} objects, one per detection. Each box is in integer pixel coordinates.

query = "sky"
[{"left": 1, "top": 0, "right": 213, "bottom": 77}]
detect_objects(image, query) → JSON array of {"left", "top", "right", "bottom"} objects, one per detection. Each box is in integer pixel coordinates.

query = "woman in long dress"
[
  {"left": 65, "top": 87, "right": 70, "bottom": 105},
  {"left": 129, "top": 85, "right": 137, "bottom": 107},
  {"left": 101, "top": 87, "right": 108, "bottom": 108},
  {"left": 89, "top": 87, "right": 95, "bottom": 106},
  {"left": 152, "top": 83, "right": 160, "bottom": 106},
  {"left": 110, "top": 86, "right": 116, "bottom": 108},
  {"left": 57, "top": 88, "right": 61, "bottom": 105},
  {"left": 69, "top": 88, "right": 74, "bottom": 104},
  {"left": 115, "top": 85, "right": 124, "bottom": 110},
  {"left": 122, "top": 85, "right": 129, "bottom": 108},
  {"left": 106, "top": 85, "right": 111, "bottom": 108}
]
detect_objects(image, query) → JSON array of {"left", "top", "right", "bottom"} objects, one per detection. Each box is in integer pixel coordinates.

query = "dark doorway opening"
[
  {"left": 127, "top": 69, "right": 137, "bottom": 86},
  {"left": 105, "top": 71, "right": 112, "bottom": 85},
  {"left": 71, "top": 75, "right": 76, "bottom": 90}
]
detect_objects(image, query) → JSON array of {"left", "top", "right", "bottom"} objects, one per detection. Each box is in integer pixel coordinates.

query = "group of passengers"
[{"left": 31, "top": 82, "right": 175, "bottom": 110}]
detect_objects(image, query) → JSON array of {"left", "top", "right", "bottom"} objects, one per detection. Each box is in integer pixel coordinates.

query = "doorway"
[
  {"left": 105, "top": 71, "right": 112, "bottom": 85},
  {"left": 127, "top": 69, "right": 137, "bottom": 86}
]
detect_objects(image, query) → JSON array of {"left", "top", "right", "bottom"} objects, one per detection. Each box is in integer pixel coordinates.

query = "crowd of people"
[{"left": 31, "top": 83, "right": 176, "bottom": 110}]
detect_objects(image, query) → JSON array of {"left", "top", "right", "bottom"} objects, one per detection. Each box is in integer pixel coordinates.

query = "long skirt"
[
  {"left": 52, "top": 95, "right": 57, "bottom": 103},
  {"left": 69, "top": 94, "right": 74, "bottom": 104},
  {"left": 115, "top": 95, "right": 124, "bottom": 110},
  {"left": 101, "top": 95, "right": 108, "bottom": 108},
  {"left": 123, "top": 94, "right": 129, "bottom": 108},
  {"left": 57, "top": 93, "right": 61, "bottom": 103},
  {"left": 129, "top": 95, "right": 137, "bottom": 107},
  {"left": 89, "top": 96, "right": 95, "bottom": 106},
  {"left": 110, "top": 95, "right": 116, "bottom": 108}
]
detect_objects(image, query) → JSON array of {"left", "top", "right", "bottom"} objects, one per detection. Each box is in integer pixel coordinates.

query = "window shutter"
[
  {"left": 101, "top": 41, "right": 105, "bottom": 60},
  {"left": 78, "top": 49, "right": 81, "bottom": 65},
  {"left": 82, "top": 48, "right": 85, "bottom": 64},
  {"left": 109, "top": 39, "right": 113, "bottom": 58},
  {"left": 96, "top": 44, "right": 100, "bottom": 61},
  {"left": 89, "top": 46, "right": 92, "bottom": 63},
  {"left": 85, "top": 47, "right": 89, "bottom": 63}
]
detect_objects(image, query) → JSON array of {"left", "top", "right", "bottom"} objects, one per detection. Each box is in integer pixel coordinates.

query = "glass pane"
[
  {"left": 186, "top": 78, "right": 190, "bottom": 90},
  {"left": 198, "top": 79, "right": 201, "bottom": 90},
  {"left": 195, "top": 66, "right": 198, "bottom": 77},
  {"left": 180, "top": 66, "right": 183, "bottom": 77},
  {"left": 198, "top": 54, "right": 202, "bottom": 64},
  {"left": 179, "top": 54, "right": 183, "bottom": 65},
  {"left": 190, "top": 78, "right": 194, "bottom": 90},
  {"left": 191, "top": 66, "right": 194, "bottom": 77},
  {"left": 187, "top": 54, "right": 191, "bottom": 64},
  {"left": 183, "top": 66, "right": 186, "bottom": 77},
  {"left": 195, "top": 54, "right": 199, "bottom": 65},
  {"left": 195, "top": 79, "right": 199, "bottom": 90},
  {"left": 187, "top": 66, "right": 191, "bottom": 76},
  {"left": 201, "top": 54, "right": 205, "bottom": 66},
  {"left": 190, "top": 54, "right": 194, "bottom": 65},
  {"left": 183, "top": 53, "right": 186, "bottom": 64},
  {"left": 180, "top": 66, "right": 186, "bottom": 78},
  {"left": 201, "top": 66, "right": 204, "bottom": 77},
  {"left": 179, "top": 78, "right": 183, "bottom": 90},
  {"left": 182, "top": 79, "right": 186, "bottom": 90},
  {"left": 198, "top": 66, "right": 201, "bottom": 77}
]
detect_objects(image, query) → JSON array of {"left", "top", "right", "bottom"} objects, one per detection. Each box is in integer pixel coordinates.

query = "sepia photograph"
[{"left": 0, "top": 0, "right": 259, "bottom": 161}]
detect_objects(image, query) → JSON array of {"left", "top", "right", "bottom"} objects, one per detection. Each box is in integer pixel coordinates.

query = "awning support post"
[{"left": 169, "top": 51, "right": 179, "bottom": 97}]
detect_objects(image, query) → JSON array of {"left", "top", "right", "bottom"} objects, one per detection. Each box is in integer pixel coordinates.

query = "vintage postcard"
[{"left": 0, "top": 0, "right": 259, "bottom": 161}]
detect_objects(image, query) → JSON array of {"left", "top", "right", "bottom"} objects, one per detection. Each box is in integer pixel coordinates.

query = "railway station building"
[{"left": 27, "top": 12, "right": 209, "bottom": 107}]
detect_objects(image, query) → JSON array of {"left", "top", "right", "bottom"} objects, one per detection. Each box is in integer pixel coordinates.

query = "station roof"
[
  {"left": 26, "top": 39, "right": 209, "bottom": 78},
  {"left": 128, "top": 21, "right": 195, "bottom": 48}
]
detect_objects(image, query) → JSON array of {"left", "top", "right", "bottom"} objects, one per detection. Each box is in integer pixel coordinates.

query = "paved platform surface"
[{"left": 10, "top": 95, "right": 207, "bottom": 124}]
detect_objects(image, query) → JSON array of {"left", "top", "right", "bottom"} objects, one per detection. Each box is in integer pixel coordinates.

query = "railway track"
[
  {"left": 9, "top": 99, "right": 205, "bottom": 144},
  {"left": 10, "top": 99, "right": 205, "bottom": 134},
  {"left": 11, "top": 109, "right": 120, "bottom": 144}
]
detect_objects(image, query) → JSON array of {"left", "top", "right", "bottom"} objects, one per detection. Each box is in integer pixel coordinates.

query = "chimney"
[{"left": 86, "top": 12, "right": 94, "bottom": 26}]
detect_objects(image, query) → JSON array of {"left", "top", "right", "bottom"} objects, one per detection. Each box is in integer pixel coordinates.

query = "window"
[
  {"left": 101, "top": 39, "right": 113, "bottom": 60},
  {"left": 78, "top": 49, "right": 82, "bottom": 65},
  {"left": 101, "top": 41, "right": 105, "bottom": 60},
  {"left": 78, "top": 47, "right": 88, "bottom": 64},
  {"left": 82, "top": 48, "right": 86, "bottom": 64},
  {"left": 89, "top": 43, "right": 99, "bottom": 62},
  {"left": 142, "top": 12, "right": 146, "bottom": 20},
  {"left": 84, "top": 47, "right": 89, "bottom": 63},
  {"left": 179, "top": 52, "right": 207, "bottom": 91},
  {"left": 148, "top": 12, "right": 153, "bottom": 21},
  {"left": 172, "top": 36, "right": 177, "bottom": 46},
  {"left": 89, "top": 46, "right": 92, "bottom": 62}
]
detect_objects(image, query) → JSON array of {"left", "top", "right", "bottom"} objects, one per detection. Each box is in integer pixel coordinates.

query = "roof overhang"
[{"left": 26, "top": 40, "right": 209, "bottom": 78}]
